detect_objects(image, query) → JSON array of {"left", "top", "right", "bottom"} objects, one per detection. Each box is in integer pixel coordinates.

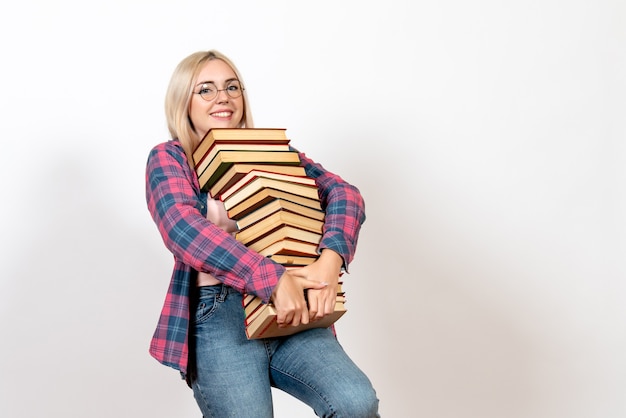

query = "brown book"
[
  {"left": 223, "top": 176, "right": 319, "bottom": 211},
  {"left": 243, "top": 283, "right": 346, "bottom": 336},
  {"left": 244, "top": 298, "right": 265, "bottom": 323},
  {"left": 244, "top": 296, "right": 345, "bottom": 328},
  {"left": 195, "top": 142, "right": 291, "bottom": 176},
  {"left": 245, "top": 299, "right": 268, "bottom": 326},
  {"left": 236, "top": 198, "right": 325, "bottom": 231},
  {"left": 227, "top": 188, "right": 323, "bottom": 220},
  {"left": 209, "top": 163, "right": 307, "bottom": 199},
  {"left": 245, "top": 301, "right": 347, "bottom": 339},
  {"left": 198, "top": 150, "right": 301, "bottom": 192},
  {"left": 269, "top": 254, "right": 318, "bottom": 266},
  {"left": 236, "top": 210, "right": 324, "bottom": 245},
  {"left": 242, "top": 275, "right": 346, "bottom": 340},
  {"left": 193, "top": 128, "right": 289, "bottom": 166},
  {"left": 243, "top": 293, "right": 258, "bottom": 308},
  {"left": 256, "top": 238, "right": 319, "bottom": 257},
  {"left": 243, "top": 284, "right": 344, "bottom": 319},
  {"left": 220, "top": 170, "right": 316, "bottom": 202},
  {"left": 247, "top": 225, "right": 322, "bottom": 252}
]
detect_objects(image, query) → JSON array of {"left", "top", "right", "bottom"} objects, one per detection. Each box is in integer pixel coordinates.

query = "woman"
[{"left": 145, "top": 49, "right": 379, "bottom": 417}]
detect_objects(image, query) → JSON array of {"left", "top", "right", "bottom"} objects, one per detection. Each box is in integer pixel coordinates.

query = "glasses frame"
[{"left": 194, "top": 80, "right": 245, "bottom": 102}]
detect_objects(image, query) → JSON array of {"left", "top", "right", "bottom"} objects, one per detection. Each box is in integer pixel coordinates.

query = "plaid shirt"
[{"left": 145, "top": 139, "right": 366, "bottom": 378}]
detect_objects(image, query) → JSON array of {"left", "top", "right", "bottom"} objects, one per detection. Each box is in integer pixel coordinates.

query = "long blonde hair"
[{"left": 164, "top": 50, "right": 254, "bottom": 168}]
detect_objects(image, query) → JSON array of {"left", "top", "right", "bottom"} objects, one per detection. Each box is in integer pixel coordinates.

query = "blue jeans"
[{"left": 190, "top": 284, "right": 380, "bottom": 418}]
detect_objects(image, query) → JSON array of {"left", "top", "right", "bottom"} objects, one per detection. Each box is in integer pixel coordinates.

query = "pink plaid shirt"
[{"left": 145, "top": 139, "right": 366, "bottom": 379}]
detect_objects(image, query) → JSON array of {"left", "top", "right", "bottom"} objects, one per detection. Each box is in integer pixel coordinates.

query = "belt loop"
[{"left": 218, "top": 284, "right": 229, "bottom": 302}]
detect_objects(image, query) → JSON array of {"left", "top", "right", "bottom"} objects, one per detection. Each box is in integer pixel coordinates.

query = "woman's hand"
[
  {"left": 271, "top": 270, "right": 327, "bottom": 328},
  {"left": 271, "top": 249, "right": 344, "bottom": 327},
  {"left": 291, "top": 249, "right": 343, "bottom": 322}
]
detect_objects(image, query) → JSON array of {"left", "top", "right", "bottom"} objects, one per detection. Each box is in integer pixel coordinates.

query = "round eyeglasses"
[{"left": 194, "top": 80, "right": 244, "bottom": 101}]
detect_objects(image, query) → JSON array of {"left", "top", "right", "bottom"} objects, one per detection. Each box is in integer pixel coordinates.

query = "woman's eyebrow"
[{"left": 195, "top": 78, "right": 238, "bottom": 87}]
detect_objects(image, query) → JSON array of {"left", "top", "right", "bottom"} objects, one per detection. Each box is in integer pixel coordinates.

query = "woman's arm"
[
  {"left": 145, "top": 141, "right": 285, "bottom": 302},
  {"left": 298, "top": 150, "right": 366, "bottom": 269},
  {"left": 273, "top": 149, "right": 367, "bottom": 323}
]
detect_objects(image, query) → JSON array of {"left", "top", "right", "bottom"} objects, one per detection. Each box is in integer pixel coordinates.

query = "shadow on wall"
[
  {"left": 0, "top": 156, "right": 197, "bottom": 417},
  {"left": 336, "top": 149, "right": 544, "bottom": 418}
]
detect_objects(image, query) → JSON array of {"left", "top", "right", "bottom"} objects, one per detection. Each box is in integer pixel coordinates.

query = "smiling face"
[{"left": 189, "top": 59, "right": 245, "bottom": 139}]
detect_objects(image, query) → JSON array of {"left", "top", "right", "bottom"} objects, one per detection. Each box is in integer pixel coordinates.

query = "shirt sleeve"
[
  {"left": 296, "top": 149, "right": 367, "bottom": 271},
  {"left": 145, "top": 141, "right": 285, "bottom": 302}
]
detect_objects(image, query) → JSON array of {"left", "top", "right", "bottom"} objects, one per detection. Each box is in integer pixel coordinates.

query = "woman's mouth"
[{"left": 211, "top": 111, "right": 232, "bottom": 118}]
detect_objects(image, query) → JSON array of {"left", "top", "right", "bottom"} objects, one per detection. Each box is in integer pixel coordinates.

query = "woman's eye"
[{"left": 227, "top": 84, "right": 240, "bottom": 92}]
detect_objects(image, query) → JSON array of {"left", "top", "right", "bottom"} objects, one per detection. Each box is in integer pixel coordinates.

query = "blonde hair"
[{"left": 164, "top": 50, "right": 254, "bottom": 167}]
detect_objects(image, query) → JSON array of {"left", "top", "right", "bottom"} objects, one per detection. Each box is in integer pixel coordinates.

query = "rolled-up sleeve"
[
  {"left": 145, "top": 141, "right": 285, "bottom": 302},
  {"left": 297, "top": 150, "right": 366, "bottom": 271}
]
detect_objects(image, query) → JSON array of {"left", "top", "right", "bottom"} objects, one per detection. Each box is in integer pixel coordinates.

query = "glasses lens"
[
  {"left": 225, "top": 81, "right": 242, "bottom": 99},
  {"left": 199, "top": 83, "right": 217, "bottom": 101}
]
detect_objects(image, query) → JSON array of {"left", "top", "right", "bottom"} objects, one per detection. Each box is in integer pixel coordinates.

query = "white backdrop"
[{"left": 1, "top": 1, "right": 624, "bottom": 417}]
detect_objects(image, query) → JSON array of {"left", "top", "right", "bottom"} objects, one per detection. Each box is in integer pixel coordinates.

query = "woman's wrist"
[{"left": 318, "top": 249, "right": 344, "bottom": 275}]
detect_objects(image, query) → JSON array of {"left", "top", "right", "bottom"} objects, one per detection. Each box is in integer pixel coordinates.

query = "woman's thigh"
[
  {"left": 191, "top": 285, "right": 273, "bottom": 418},
  {"left": 269, "top": 328, "right": 380, "bottom": 418}
]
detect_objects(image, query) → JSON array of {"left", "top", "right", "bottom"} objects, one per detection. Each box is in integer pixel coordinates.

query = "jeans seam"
[
  {"left": 269, "top": 365, "right": 336, "bottom": 416},
  {"left": 193, "top": 381, "right": 215, "bottom": 418}
]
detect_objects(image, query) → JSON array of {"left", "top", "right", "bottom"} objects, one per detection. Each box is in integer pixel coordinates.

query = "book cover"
[
  {"left": 245, "top": 224, "right": 322, "bottom": 251},
  {"left": 222, "top": 176, "right": 320, "bottom": 210},
  {"left": 257, "top": 238, "right": 320, "bottom": 257},
  {"left": 193, "top": 128, "right": 289, "bottom": 164},
  {"left": 195, "top": 142, "right": 291, "bottom": 175},
  {"left": 243, "top": 299, "right": 266, "bottom": 325},
  {"left": 245, "top": 300, "right": 269, "bottom": 326},
  {"left": 219, "top": 170, "right": 316, "bottom": 202},
  {"left": 227, "top": 188, "right": 323, "bottom": 220},
  {"left": 235, "top": 210, "right": 324, "bottom": 245},
  {"left": 269, "top": 254, "right": 318, "bottom": 266},
  {"left": 243, "top": 293, "right": 258, "bottom": 307},
  {"left": 209, "top": 163, "right": 307, "bottom": 199},
  {"left": 245, "top": 301, "right": 347, "bottom": 339},
  {"left": 243, "top": 284, "right": 346, "bottom": 336},
  {"left": 198, "top": 150, "right": 301, "bottom": 192},
  {"left": 236, "top": 198, "right": 325, "bottom": 231}
]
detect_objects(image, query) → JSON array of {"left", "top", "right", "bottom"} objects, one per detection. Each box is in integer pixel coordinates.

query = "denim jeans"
[{"left": 190, "top": 284, "right": 380, "bottom": 418}]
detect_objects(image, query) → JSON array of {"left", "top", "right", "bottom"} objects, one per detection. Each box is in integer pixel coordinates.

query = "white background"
[{"left": 1, "top": 1, "right": 624, "bottom": 417}]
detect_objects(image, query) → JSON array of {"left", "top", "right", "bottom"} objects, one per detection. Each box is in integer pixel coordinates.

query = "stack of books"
[
  {"left": 193, "top": 128, "right": 347, "bottom": 339},
  {"left": 242, "top": 283, "right": 346, "bottom": 338}
]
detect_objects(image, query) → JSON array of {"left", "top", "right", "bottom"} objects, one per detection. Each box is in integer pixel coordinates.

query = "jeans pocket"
[{"left": 195, "top": 290, "right": 219, "bottom": 324}]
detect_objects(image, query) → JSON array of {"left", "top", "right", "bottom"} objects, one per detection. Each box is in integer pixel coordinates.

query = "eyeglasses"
[{"left": 194, "top": 80, "right": 244, "bottom": 101}]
